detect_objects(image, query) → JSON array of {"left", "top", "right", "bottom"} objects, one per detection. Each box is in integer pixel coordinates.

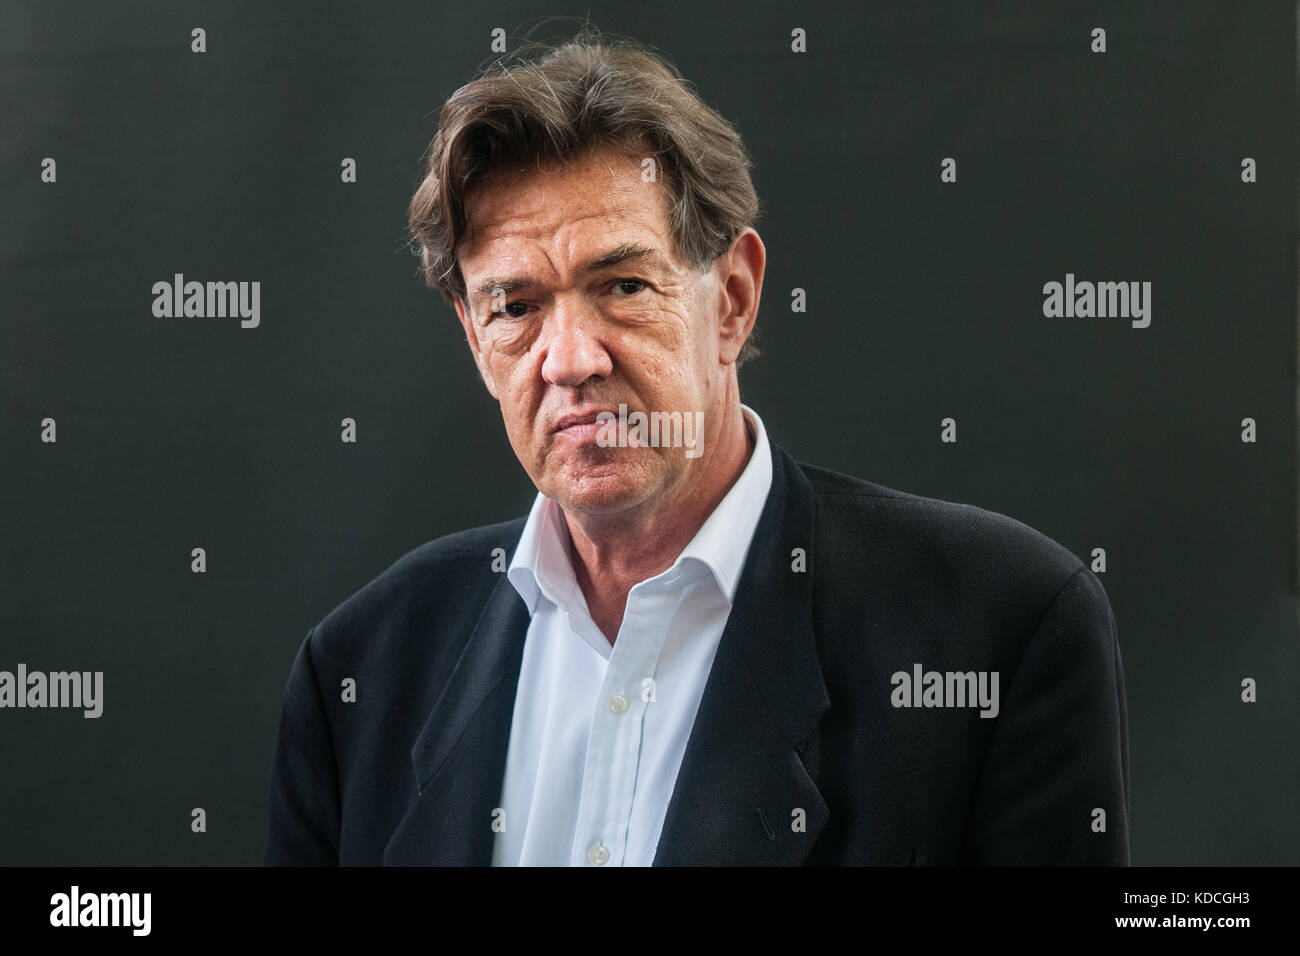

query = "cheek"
[
  {"left": 659, "top": 305, "right": 714, "bottom": 387},
  {"left": 492, "top": 358, "right": 544, "bottom": 437},
  {"left": 632, "top": 349, "right": 698, "bottom": 412},
  {"left": 618, "top": 314, "right": 700, "bottom": 397},
  {"left": 489, "top": 321, "right": 538, "bottom": 359},
  {"left": 482, "top": 342, "right": 520, "bottom": 395}
]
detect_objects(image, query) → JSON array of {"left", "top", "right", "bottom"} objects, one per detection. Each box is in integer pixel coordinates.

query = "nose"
[{"left": 540, "top": 296, "right": 613, "bottom": 388}]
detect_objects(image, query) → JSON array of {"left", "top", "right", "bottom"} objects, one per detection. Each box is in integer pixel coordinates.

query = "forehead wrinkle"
[
  {"left": 469, "top": 213, "right": 666, "bottom": 301},
  {"left": 469, "top": 150, "right": 654, "bottom": 239},
  {"left": 478, "top": 211, "right": 620, "bottom": 276},
  {"left": 461, "top": 154, "right": 670, "bottom": 301}
]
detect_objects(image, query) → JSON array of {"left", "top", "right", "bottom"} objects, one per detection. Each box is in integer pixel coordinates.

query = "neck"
[{"left": 562, "top": 387, "right": 754, "bottom": 644}]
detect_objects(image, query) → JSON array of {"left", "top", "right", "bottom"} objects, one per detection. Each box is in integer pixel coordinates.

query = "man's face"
[{"left": 453, "top": 147, "right": 734, "bottom": 518}]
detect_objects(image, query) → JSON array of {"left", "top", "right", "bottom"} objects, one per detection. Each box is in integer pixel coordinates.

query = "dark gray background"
[{"left": 2, "top": 0, "right": 1295, "bottom": 864}]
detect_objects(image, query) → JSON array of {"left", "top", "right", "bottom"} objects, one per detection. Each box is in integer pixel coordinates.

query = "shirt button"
[
  {"left": 608, "top": 694, "right": 629, "bottom": 714},
  {"left": 587, "top": 844, "right": 610, "bottom": 866}
]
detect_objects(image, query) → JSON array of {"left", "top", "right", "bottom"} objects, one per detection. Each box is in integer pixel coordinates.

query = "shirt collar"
[
  {"left": 674, "top": 403, "right": 772, "bottom": 601},
  {"left": 507, "top": 403, "right": 774, "bottom": 613}
]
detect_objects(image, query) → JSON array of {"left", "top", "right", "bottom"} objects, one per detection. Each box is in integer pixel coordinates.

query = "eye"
[
  {"left": 490, "top": 301, "right": 531, "bottom": 320},
  {"left": 611, "top": 278, "right": 648, "bottom": 296}
]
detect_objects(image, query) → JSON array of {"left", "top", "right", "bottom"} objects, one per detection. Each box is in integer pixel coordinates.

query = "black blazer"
[{"left": 265, "top": 440, "right": 1130, "bottom": 866}]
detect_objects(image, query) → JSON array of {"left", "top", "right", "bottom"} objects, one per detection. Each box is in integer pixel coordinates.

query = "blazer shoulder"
[
  {"left": 796, "top": 460, "right": 927, "bottom": 502},
  {"left": 310, "top": 517, "right": 526, "bottom": 656},
  {"left": 796, "top": 459, "right": 1086, "bottom": 610}
]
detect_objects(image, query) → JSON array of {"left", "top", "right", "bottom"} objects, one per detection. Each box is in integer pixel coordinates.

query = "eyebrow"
[{"left": 469, "top": 243, "right": 660, "bottom": 302}]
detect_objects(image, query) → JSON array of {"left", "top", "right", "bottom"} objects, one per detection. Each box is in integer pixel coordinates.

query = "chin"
[
  {"left": 542, "top": 452, "right": 662, "bottom": 515},
  {"left": 553, "top": 477, "right": 650, "bottom": 516}
]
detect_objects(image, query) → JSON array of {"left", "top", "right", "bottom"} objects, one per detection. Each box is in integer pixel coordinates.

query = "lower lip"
[{"left": 555, "top": 421, "right": 607, "bottom": 442}]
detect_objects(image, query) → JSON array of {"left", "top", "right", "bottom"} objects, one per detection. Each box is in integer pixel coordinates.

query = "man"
[{"left": 265, "top": 29, "right": 1129, "bottom": 866}]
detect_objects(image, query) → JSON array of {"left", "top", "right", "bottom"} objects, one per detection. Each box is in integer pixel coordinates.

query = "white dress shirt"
[{"left": 490, "top": 404, "right": 773, "bottom": 866}]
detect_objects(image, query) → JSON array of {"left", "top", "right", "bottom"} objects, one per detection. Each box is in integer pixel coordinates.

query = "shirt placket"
[{"left": 570, "top": 582, "right": 675, "bottom": 866}]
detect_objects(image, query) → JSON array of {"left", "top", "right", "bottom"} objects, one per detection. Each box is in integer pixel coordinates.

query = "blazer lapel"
[
  {"left": 653, "top": 443, "right": 830, "bottom": 866},
  {"left": 383, "top": 572, "right": 529, "bottom": 865},
  {"left": 384, "top": 441, "right": 829, "bottom": 867}
]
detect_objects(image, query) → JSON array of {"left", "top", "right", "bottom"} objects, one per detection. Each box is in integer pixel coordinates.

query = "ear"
[
  {"left": 715, "top": 228, "right": 765, "bottom": 366},
  {"left": 454, "top": 295, "right": 500, "bottom": 401}
]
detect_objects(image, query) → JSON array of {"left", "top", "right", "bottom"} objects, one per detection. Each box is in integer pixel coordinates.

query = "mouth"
[{"left": 552, "top": 408, "right": 617, "bottom": 442}]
